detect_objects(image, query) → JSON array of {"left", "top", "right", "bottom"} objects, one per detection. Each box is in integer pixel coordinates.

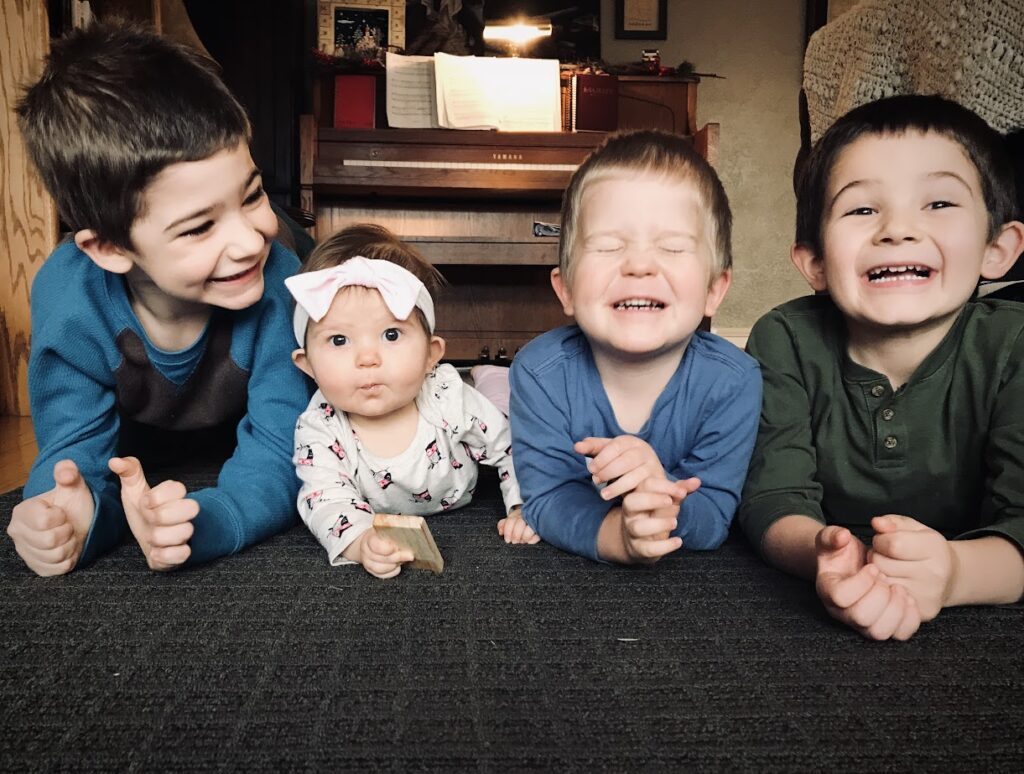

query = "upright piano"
[{"left": 299, "top": 78, "right": 717, "bottom": 362}]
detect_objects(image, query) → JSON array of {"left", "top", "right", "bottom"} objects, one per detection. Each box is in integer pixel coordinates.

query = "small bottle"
[{"left": 642, "top": 48, "right": 660, "bottom": 73}]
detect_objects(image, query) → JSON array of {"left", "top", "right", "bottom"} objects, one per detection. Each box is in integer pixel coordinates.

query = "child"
[
  {"left": 7, "top": 23, "right": 311, "bottom": 575},
  {"left": 505, "top": 130, "right": 763, "bottom": 563},
  {"left": 739, "top": 95, "right": 1024, "bottom": 640},
  {"left": 287, "top": 224, "right": 527, "bottom": 578}
]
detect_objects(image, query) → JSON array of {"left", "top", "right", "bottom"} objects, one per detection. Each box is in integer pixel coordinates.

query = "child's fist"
[
  {"left": 869, "top": 514, "right": 957, "bottom": 621},
  {"left": 575, "top": 435, "right": 666, "bottom": 502},
  {"left": 7, "top": 460, "right": 94, "bottom": 576},
  {"left": 815, "top": 525, "right": 921, "bottom": 640},
  {"left": 109, "top": 456, "right": 198, "bottom": 572},
  {"left": 358, "top": 528, "right": 415, "bottom": 579},
  {"left": 497, "top": 507, "right": 540, "bottom": 544}
]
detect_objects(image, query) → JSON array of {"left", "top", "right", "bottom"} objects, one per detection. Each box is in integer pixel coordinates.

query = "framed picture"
[
  {"left": 614, "top": 0, "right": 667, "bottom": 40},
  {"left": 317, "top": 0, "right": 406, "bottom": 55}
]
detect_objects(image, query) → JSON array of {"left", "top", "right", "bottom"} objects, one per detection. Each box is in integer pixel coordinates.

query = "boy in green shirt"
[{"left": 739, "top": 95, "right": 1024, "bottom": 640}]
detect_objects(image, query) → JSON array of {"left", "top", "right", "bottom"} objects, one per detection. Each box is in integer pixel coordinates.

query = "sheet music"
[
  {"left": 434, "top": 53, "right": 561, "bottom": 132},
  {"left": 385, "top": 52, "right": 440, "bottom": 129}
]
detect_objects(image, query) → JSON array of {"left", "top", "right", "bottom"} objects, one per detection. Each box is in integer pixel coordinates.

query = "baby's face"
[
  {"left": 553, "top": 172, "right": 729, "bottom": 364},
  {"left": 296, "top": 286, "right": 439, "bottom": 422},
  {"left": 811, "top": 130, "right": 998, "bottom": 339}
]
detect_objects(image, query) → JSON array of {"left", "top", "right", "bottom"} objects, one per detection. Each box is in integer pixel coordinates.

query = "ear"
[
  {"left": 703, "top": 269, "right": 733, "bottom": 318},
  {"left": 550, "top": 267, "right": 574, "bottom": 317},
  {"left": 291, "top": 348, "right": 314, "bottom": 379},
  {"left": 980, "top": 220, "right": 1024, "bottom": 280},
  {"left": 74, "top": 229, "right": 134, "bottom": 274},
  {"left": 427, "top": 335, "right": 446, "bottom": 370},
  {"left": 790, "top": 243, "right": 829, "bottom": 292}
]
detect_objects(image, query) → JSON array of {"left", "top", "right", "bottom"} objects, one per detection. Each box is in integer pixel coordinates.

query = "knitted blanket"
[{"left": 803, "top": 0, "right": 1024, "bottom": 140}]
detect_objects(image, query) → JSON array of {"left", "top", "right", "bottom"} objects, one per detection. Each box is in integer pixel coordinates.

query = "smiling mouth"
[
  {"left": 211, "top": 263, "right": 259, "bottom": 283},
  {"left": 613, "top": 298, "right": 666, "bottom": 310},
  {"left": 866, "top": 265, "right": 933, "bottom": 283}
]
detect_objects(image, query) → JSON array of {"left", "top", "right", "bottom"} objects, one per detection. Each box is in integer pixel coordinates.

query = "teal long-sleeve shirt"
[
  {"left": 24, "top": 240, "right": 313, "bottom": 568},
  {"left": 739, "top": 295, "right": 1024, "bottom": 553}
]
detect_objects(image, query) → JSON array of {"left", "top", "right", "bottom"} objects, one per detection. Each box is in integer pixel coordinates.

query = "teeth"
[
  {"left": 614, "top": 298, "right": 665, "bottom": 310},
  {"left": 867, "top": 264, "right": 931, "bottom": 281}
]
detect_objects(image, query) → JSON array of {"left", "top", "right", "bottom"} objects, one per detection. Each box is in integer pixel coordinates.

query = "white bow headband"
[{"left": 284, "top": 256, "right": 436, "bottom": 347}]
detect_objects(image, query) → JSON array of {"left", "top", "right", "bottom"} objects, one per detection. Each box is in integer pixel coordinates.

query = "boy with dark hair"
[
  {"left": 505, "top": 130, "right": 762, "bottom": 562},
  {"left": 7, "top": 22, "right": 311, "bottom": 575},
  {"left": 740, "top": 95, "right": 1024, "bottom": 639}
]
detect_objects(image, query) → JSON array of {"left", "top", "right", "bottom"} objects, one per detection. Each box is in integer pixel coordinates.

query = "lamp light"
[{"left": 482, "top": 19, "right": 552, "bottom": 57}]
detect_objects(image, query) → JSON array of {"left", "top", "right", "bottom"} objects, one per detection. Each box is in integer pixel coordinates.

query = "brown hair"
[
  {"left": 302, "top": 223, "right": 445, "bottom": 334},
  {"left": 795, "top": 94, "right": 1019, "bottom": 257},
  {"left": 16, "top": 20, "right": 250, "bottom": 250}
]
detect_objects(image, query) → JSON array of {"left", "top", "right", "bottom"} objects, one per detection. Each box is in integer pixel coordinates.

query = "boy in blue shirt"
[
  {"left": 504, "top": 130, "right": 762, "bottom": 563},
  {"left": 739, "top": 96, "right": 1024, "bottom": 640},
  {"left": 6, "top": 23, "right": 311, "bottom": 575}
]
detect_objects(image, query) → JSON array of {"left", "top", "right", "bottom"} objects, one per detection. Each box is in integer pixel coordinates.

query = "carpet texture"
[{"left": 2, "top": 472, "right": 1023, "bottom": 772}]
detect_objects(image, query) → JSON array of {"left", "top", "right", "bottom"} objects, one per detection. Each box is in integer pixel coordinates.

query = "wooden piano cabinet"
[
  {"left": 617, "top": 75, "right": 699, "bottom": 136},
  {"left": 299, "top": 111, "right": 719, "bottom": 362}
]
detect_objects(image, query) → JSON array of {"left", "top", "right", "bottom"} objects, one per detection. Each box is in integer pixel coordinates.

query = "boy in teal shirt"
[
  {"left": 7, "top": 23, "right": 311, "bottom": 575},
  {"left": 740, "top": 95, "right": 1024, "bottom": 640}
]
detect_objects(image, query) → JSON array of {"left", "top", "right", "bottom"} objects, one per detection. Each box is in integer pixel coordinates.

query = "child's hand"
[
  {"left": 347, "top": 528, "right": 415, "bottom": 579},
  {"left": 6, "top": 460, "right": 94, "bottom": 576},
  {"left": 815, "top": 525, "right": 921, "bottom": 640},
  {"left": 869, "top": 514, "right": 958, "bottom": 622},
  {"left": 109, "top": 456, "right": 199, "bottom": 572},
  {"left": 497, "top": 506, "right": 540, "bottom": 545},
  {"left": 616, "top": 476, "right": 698, "bottom": 562},
  {"left": 574, "top": 435, "right": 666, "bottom": 501}
]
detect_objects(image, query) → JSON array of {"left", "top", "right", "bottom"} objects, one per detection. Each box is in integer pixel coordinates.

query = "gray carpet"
[{"left": 2, "top": 472, "right": 1023, "bottom": 772}]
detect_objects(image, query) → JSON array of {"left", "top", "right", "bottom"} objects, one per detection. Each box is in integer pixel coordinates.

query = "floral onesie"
[{"left": 293, "top": 363, "right": 522, "bottom": 564}]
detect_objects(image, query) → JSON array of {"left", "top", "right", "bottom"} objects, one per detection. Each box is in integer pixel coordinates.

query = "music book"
[
  {"left": 372, "top": 513, "right": 444, "bottom": 574},
  {"left": 334, "top": 75, "right": 377, "bottom": 129},
  {"left": 385, "top": 52, "right": 561, "bottom": 132},
  {"left": 571, "top": 73, "right": 618, "bottom": 132},
  {"left": 385, "top": 52, "right": 438, "bottom": 129}
]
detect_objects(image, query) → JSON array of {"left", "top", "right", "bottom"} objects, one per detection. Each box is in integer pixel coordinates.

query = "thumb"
[
  {"left": 816, "top": 524, "right": 850, "bottom": 552},
  {"left": 109, "top": 456, "right": 149, "bottom": 493},
  {"left": 872, "top": 514, "right": 921, "bottom": 533},
  {"left": 672, "top": 477, "right": 701, "bottom": 499},
  {"left": 574, "top": 436, "right": 609, "bottom": 457},
  {"left": 52, "top": 459, "right": 83, "bottom": 490}
]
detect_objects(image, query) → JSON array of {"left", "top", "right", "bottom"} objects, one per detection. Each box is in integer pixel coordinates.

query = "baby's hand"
[
  {"left": 497, "top": 506, "right": 540, "bottom": 545},
  {"left": 109, "top": 456, "right": 199, "bottom": 572},
  {"left": 815, "top": 525, "right": 921, "bottom": 640},
  {"left": 351, "top": 528, "right": 415, "bottom": 579},
  {"left": 7, "top": 460, "right": 94, "bottom": 576},
  {"left": 617, "top": 476, "right": 697, "bottom": 562},
  {"left": 574, "top": 435, "right": 665, "bottom": 502},
  {"left": 869, "top": 514, "right": 957, "bottom": 622}
]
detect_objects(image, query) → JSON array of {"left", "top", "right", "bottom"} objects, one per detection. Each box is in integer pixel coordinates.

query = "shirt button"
[
  {"left": 884, "top": 435, "right": 898, "bottom": 449},
  {"left": 871, "top": 385, "right": 885, "bottom": 397},
  {"left": 881, "top": 408, "right": 895, "bottom": 421}
]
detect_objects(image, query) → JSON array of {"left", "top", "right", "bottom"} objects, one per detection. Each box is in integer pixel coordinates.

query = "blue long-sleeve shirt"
[
  {"left": 24, "top": 240, "right": 312, "bottom": 567},
  {"left": 509, "top": 325, "right": 762, "bottom": 561}
]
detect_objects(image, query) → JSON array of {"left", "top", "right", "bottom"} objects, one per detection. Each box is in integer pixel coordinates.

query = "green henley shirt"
[{"left": 739, "top": 295, "right": 1024, "bottom": 555}]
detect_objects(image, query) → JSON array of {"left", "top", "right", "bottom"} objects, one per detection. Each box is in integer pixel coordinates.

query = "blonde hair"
[{"left": 559, "top": 129, "right": 732, "bottom": 284}]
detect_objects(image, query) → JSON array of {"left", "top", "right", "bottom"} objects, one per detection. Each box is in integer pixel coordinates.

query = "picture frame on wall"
[
  {"left": 317, "top": 0, "right": 406, "bottom": 55},
  {"left": 614, "top": 0, "right": 667, "bottom": 40}
]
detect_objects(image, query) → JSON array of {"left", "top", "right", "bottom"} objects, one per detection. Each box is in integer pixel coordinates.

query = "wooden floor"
[{"left": 0, "top": 416, "right": 36, "bottom": 493}]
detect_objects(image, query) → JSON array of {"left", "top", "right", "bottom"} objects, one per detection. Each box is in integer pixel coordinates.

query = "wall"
[
  {"left": 601, "top": 0, "right": 810, "bottom": 331},
  {"left": 1, "top": 0, "right": 58, "bottom": 416}
]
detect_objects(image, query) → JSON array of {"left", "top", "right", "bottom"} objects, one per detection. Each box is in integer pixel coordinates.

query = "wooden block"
[{"left": 373, "top": 514, "right": 444, "bottom": 574}]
